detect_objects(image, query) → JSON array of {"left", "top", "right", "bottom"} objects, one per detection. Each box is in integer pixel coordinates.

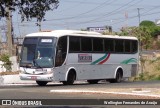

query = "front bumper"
[{"left": 19, "top": 73, "right": 54, "bottom": 81}]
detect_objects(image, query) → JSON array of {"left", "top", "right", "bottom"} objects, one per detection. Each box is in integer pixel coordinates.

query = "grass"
[
  {"left": 132, "top": 56, "right": 160, "bottom": 81},
  {"left": 0, "top": 71, "right": 19, "bottom": 75}
]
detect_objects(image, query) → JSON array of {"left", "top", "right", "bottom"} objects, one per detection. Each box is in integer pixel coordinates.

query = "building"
[
  {"left": 155, "top": 19, "right": 160, "bottom": 26},
  {"left": 87, "top": 26, "right": 112, "bottom": 33}
]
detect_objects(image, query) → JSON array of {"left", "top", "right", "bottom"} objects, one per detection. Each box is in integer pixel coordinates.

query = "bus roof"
[{"left": 25, "top": 30, "right": 138, "bottom": 40}]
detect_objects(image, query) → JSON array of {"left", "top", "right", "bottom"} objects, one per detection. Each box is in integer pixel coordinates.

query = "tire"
[
  {"left": 62, "top": 70, "right": 76, "bottom": 85},
  {"left": 36, "top": 81, "right": 48, "bottom": 86},
  {"left": 115, "top": 71, "right": 122, "bottom": 83},
  {"left": 107, "top": 70, "right": 123, "bottom": 83},
  {"left": 87, "top": 80, "right": 99, "bottom": 84}
]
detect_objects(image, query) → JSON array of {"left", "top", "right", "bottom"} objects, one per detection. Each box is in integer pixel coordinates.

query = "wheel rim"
[
  {"left": 67, "top": 72, "right": 75, "bottom": 84},
  {"left": 116, "top": 72, "right": 122, "bottom": 82}
]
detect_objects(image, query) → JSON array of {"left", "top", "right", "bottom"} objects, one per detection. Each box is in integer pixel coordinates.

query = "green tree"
[
  {"left": 119, "top": 20, "right": 160, "bottom": 50},
  {"left": 140, "top": 20, "right": 156, "bottom": 27},
  {"left": 140, "top": 20, "right": 160, "bottom": 38},
  {"left": 119, "top": 27, "right": 132, "bottom": 36},
  {"left": 0, "top": 0, "right": 59, "bottom": 56},
  {"left": 130, "top": 26, "right": 152, "bottom": 50},
  {"left": 150, "top": 26, "right": 160, "bottom": 38},
  {"left": 0, "top": 0, "right": 59, "bottom": 22}
]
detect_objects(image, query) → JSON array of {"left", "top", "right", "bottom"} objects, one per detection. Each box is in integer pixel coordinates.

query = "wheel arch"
[
  {"left": 65, "top": 67, "right": 77, "bottom": 81},
  {"left": 114, "top": 66, "right": 123, "bottom": 78}
]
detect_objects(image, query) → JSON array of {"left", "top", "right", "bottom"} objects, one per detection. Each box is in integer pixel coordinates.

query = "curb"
[
  {"left": 50, "top": 89, "right": 160, "bottom": 98},
  {"left": 0, "top": 83, "right": 37, "bottom": 86}
]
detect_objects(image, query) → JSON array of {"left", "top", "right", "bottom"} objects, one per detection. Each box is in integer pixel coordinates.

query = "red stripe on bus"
[{"left": 98, "top": 53, "right": 110, "bottom": 64}]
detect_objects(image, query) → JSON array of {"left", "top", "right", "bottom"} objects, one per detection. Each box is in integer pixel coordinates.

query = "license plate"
[{"left": 31, "top": 76, "right": 37, "bottom": 80}]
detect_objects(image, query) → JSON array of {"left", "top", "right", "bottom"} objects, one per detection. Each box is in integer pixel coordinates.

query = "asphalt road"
[
  {"left": 0, "top": 81, "right": 160, "bottom": 99},
  {"left": 0, "top": 81, "right": 160, "bottom": 108}
]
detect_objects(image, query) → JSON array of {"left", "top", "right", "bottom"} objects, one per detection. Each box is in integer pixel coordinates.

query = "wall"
[{"left": 0, "top": 56, "right": 19, "bottom": 72}]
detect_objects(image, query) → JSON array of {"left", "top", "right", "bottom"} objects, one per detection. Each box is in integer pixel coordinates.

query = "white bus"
[{"left": 19, "top": 30, "right": 139, "bottom": 86}]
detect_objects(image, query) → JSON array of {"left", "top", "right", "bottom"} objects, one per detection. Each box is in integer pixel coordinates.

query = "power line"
[
  {"left": 108, "top": 11, "right": 160, "bottom": 26},
  {"left": 47, "top": 0, "right": 115, "bottom": 21},
  {"left": 137, "top": 8, "right": 141, "bottom": 25},
  {"left": 11, "top": 0, "right": 116, "bottom": 23},
  {"left": 57, "top": 0, "right": 87, "bottom": 13},
  {"left": 141, "top": 5, "right": 160, "bottom": 15},
  {"left": 13, "top": 10, "right": 160, "bottom": 28},
  {"left": 12, "top": 0, "right": 160, "bottom": 24},
  {"left": 13, "top": 8, "right": 160, "bottom": 25},
  {"left": 57, "top": 0, "right": 160, "bottom": 20},
  {"left": 107, "top": 0, "right": 143, "bottom": 16},
  {"left": 30, "top": 0, "right": 138, "bottom": 23},
  {"left": 12, "top": 0, "right": 160, "bottom": 31},
  {"left": 61, "top": 0, "right": 103, "bottom": 5},
  {"left": 81, "top": 0, "right": 137, "bottom": 23},
  {"left": 67, "top": 0, "right": 136, "bottom": 21}
]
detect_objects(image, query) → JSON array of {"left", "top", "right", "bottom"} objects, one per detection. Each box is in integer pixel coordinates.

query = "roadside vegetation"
[
  {"left": 0, "top": 54, "right": 19, "bottom": 75},
  {"left": 0, "top": 54, "right": 12, "bottom": 71},
  {"left": 132, "top": 56, "right": 160, "bottom": 81},
  {"left": 117, "top": 20, "right": 160, "bottom": 81}
]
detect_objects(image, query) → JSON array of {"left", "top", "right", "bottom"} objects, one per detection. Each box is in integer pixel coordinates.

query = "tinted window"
[
  {"left": 69, "top": 37, "right": 80, "bottom": 52},
  {"left": 55, "top": 36, "right": 67, "bottom": 67},
  {"left": 125, "top": 40, "right": 131, "bottom": 53},
  {"left": 81, "top": 37, "right": 92, "bottom": 51},
  {"left": 23, "top": 38, "right": 38, "bottom": 44},
  {"left": 115, "top": 39, "right": 124, "bottom": 53},
  {"left": 132, "top": 40, "right": 138, "bottom": 53},
  {"left": 104, "top": 39, "right": 114, "bottom": 52},
  {"left": 58, "top": 36, "right": 67, "bottom": 53},
  {"left": 22, "top": 44, "right": 36, "bottom": 62},
  {"left": 93, "top": 38, "right": 103, "bottom": 51}
]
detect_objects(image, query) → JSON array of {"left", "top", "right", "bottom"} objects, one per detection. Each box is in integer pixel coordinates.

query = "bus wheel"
[
  {"left": 108, "top": 70, "right": 123, "bottom": 83},
  {"left": 36, "top": 81, "right": 48, "bottom": 86},
  {"left": 87, "top": 80, "right": 99, "bottom": 84},
  {"left": 63, "top": 70, "right": 76, "bottom": 85}
]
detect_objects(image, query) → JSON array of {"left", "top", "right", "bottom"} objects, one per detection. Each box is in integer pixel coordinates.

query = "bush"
[
  {"left": 0, "top": 54, "right": 12, "bottom": 71},
  {"left": 132, "top": 72, "right": 160, "bottom": 81}
]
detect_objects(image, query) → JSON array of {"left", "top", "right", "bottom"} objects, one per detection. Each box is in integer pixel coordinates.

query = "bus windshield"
[{"left": 20, "top": 37, "right": 56, "bottom": 68}]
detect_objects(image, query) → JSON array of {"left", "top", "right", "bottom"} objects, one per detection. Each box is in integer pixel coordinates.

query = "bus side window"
[
  {"left": 125, "top": 40, "right": 131, "bottom": 53},
  {"left": 69, "top": 36, "right": 80, "bottom": 52},
  {"left": 55, "top": 36, "right": 67, "bottom": 67},
  {"left": 104, "top": 39, "right": 114, "bottom": 52},
  {"left": 132, "top": 40, "right": 138, "bottom": 53}
]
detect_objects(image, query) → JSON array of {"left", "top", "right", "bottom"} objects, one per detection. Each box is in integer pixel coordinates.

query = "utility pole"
[
  {"left": 137, "top": 8, "right": 141, "bottom": 26},
  {"left": 137, "top": 8, "right": 142, "bottom": 51},
  {"left": 38, "top": 20, "right": 41, "bottom": 31},
  {"left": 137, "top": 8, "right": 143, "bottom": 74},
  {"left": 6, "top": 6, "right": 13, "bottom": 56}
]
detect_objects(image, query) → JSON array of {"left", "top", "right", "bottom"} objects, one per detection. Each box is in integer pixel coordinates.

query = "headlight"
[
  {"left": 19, "top": 68, "right": 27, "bottom": 74},
  {"left": 43, "top": 71, "right": 53, "bottom": 74},
  {"left": 20, "top": 70, "right": 26, "bottom": 74}
]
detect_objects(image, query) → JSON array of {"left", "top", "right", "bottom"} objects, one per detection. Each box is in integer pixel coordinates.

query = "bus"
[{"left": 19, "top": 30, "right": 139, "bottom": 86}]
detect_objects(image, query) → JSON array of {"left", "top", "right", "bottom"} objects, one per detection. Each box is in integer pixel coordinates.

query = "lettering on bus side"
[{"left": 78, "top": 54, "right": 92, "bottom": 62}]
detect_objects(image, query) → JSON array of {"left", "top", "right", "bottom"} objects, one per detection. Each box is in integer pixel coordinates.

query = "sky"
[{"left": 1, "top": 0, "right": 160, "bottom": 39}]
